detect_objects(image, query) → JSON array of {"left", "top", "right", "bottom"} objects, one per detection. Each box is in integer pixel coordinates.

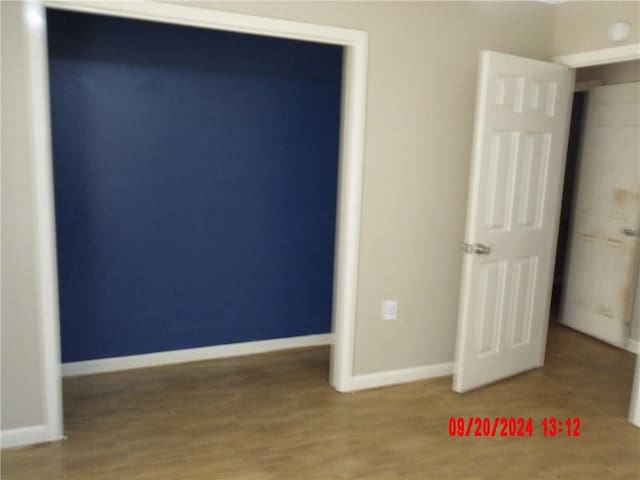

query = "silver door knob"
[
  {"left": 474, "top": 243, "right": 492, "bottom": 255},
  {"left": 623, "top": 228, "right": 640, "bottom": 237},
  {"left": 462, "top": 243, "right": 492, "bottom": 255}
]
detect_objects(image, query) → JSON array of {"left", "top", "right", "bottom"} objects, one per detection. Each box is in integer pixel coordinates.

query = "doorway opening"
[
  {"left": 550, "top": 59, "right": 640, "bottom": 355},
  {"left": 47, "top": 5, "right": 344, "bottom": 427},
  {"left": 24, "top": 0, "right": 368, "bottom": 443}
]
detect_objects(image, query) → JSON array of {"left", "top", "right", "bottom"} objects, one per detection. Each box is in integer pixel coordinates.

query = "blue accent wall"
[{"left": 46, "top": 10, "right": 342, "bottom": 362}]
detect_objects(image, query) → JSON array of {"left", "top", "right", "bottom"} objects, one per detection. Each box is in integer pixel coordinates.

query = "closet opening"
[{"left": 45, "top": 6, "right": 348, "bottom": 435}]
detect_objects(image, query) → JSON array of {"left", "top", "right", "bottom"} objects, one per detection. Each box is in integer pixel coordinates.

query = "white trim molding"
[
  {"left": 44, "top": 0, "right": 360, "bottom": 46},
  {"left": 1, "top": 425, "right": 51, "bottom": 449},
  {"left": 630, "top": 355, "right": 640, "bottom": 427},
  {"left": 348, "top": 362, "right": 454, "bottom": 391},
  {"left": 553, "top": 43, "right": 640, "bottom": 68},
  {"left": 329, "top": 35, "right": 368, "bottom": 393},
  {"left": 23, "top": 0, "right": 64, "bottom": 445},
  {"left": 23, "top": 0, "right": 368, "bottom": 447},
  {"left": 62, "top": 334, "right": 333, "bottom": 377}
]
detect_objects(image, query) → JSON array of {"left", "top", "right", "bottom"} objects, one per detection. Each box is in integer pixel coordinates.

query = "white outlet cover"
[{"left": 381, "top": 300, "right": 398, "bottom": 320}]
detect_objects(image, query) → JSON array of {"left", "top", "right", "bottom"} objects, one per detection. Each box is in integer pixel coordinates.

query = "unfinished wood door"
[
  {"left": 453, "top": 51, "right": 574, "bottom": 393},
  {"left": 561, "top": 82, "right": 640, "bottom": 347}
]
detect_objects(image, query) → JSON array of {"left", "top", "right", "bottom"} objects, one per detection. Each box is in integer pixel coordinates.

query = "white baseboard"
[
  {"left": 1, "top": 425, "right": 51, "bottom": 449},
  {"left": 62, "top": 334, "right": 333, "bottom": 377},
  {"left": 348, "top": 362, "right": 453, "bottom": 391},
  {"left": 627, "top": 338, "right": 640, "bottom": 355}
]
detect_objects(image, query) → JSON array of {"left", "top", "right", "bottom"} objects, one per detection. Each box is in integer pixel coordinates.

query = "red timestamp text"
[
  {"left": 448, "top": 417, "right": 581, "bottom": 437},
  {"left": 540, "top": 417, "right": 581, "bottom": 437}
]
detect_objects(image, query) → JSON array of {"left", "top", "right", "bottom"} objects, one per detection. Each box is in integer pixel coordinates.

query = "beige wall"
[
  {"left": 576, "top": 60, "right": 640, "bottom": 85},
  {"left": 185, "top": 1, "right": 554, "bottom": 374},
  {"left": 552, "top": 1, "right": 640, "bottom": 56},
  {"left": 1, "top": 0, "right": 46, "bottom": 430}
]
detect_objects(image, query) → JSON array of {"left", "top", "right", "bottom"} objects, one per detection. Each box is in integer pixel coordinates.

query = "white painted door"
[
  {"left": 453, "top": 51, "right": 574, "bottom": 393},
  {"left": 561, "top": 82, "right": 640, "bottom": 348}
]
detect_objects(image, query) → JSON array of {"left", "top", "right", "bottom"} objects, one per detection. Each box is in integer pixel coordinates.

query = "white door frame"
[
  {"left": 553, "top": 42, "right": 640, "bottom": 427},
  {"left": 22, "top": 0, "right": 368, "bottom": 443},
  {"left": 553, "top": 43, "right": 640, "bottom": 68}
]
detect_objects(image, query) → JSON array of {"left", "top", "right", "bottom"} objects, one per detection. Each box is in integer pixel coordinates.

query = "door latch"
[
  {"left": 622, "top": 227, "right": 640, "bottom": 237},
  {"left": 462, "top": 243, "right": 492, "bottom": 255}
]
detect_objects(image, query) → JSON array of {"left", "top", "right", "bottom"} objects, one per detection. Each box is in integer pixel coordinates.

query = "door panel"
[
  {"left": 507, "top": 256, "right": 537, "bottom": 346},
  {"left": 453, "top": 51, "right": 574, "bottom": 393},
  {"left": 561, "top": 82, "right": 640, "bottom": 347}
]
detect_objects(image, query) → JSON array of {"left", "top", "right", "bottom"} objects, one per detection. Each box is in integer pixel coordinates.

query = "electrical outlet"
[{"left": 381, "top": 300, "right": 398, "bottom": 320}]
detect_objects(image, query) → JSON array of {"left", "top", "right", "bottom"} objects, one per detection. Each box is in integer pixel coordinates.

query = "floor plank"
[{"left": 2, "top": 323, "right": 639, "bottom": 479}]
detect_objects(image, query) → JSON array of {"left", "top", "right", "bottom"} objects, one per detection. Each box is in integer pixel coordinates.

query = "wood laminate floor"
[{"left": 2, "top": 323, "right": 639, "bottom": 479}]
